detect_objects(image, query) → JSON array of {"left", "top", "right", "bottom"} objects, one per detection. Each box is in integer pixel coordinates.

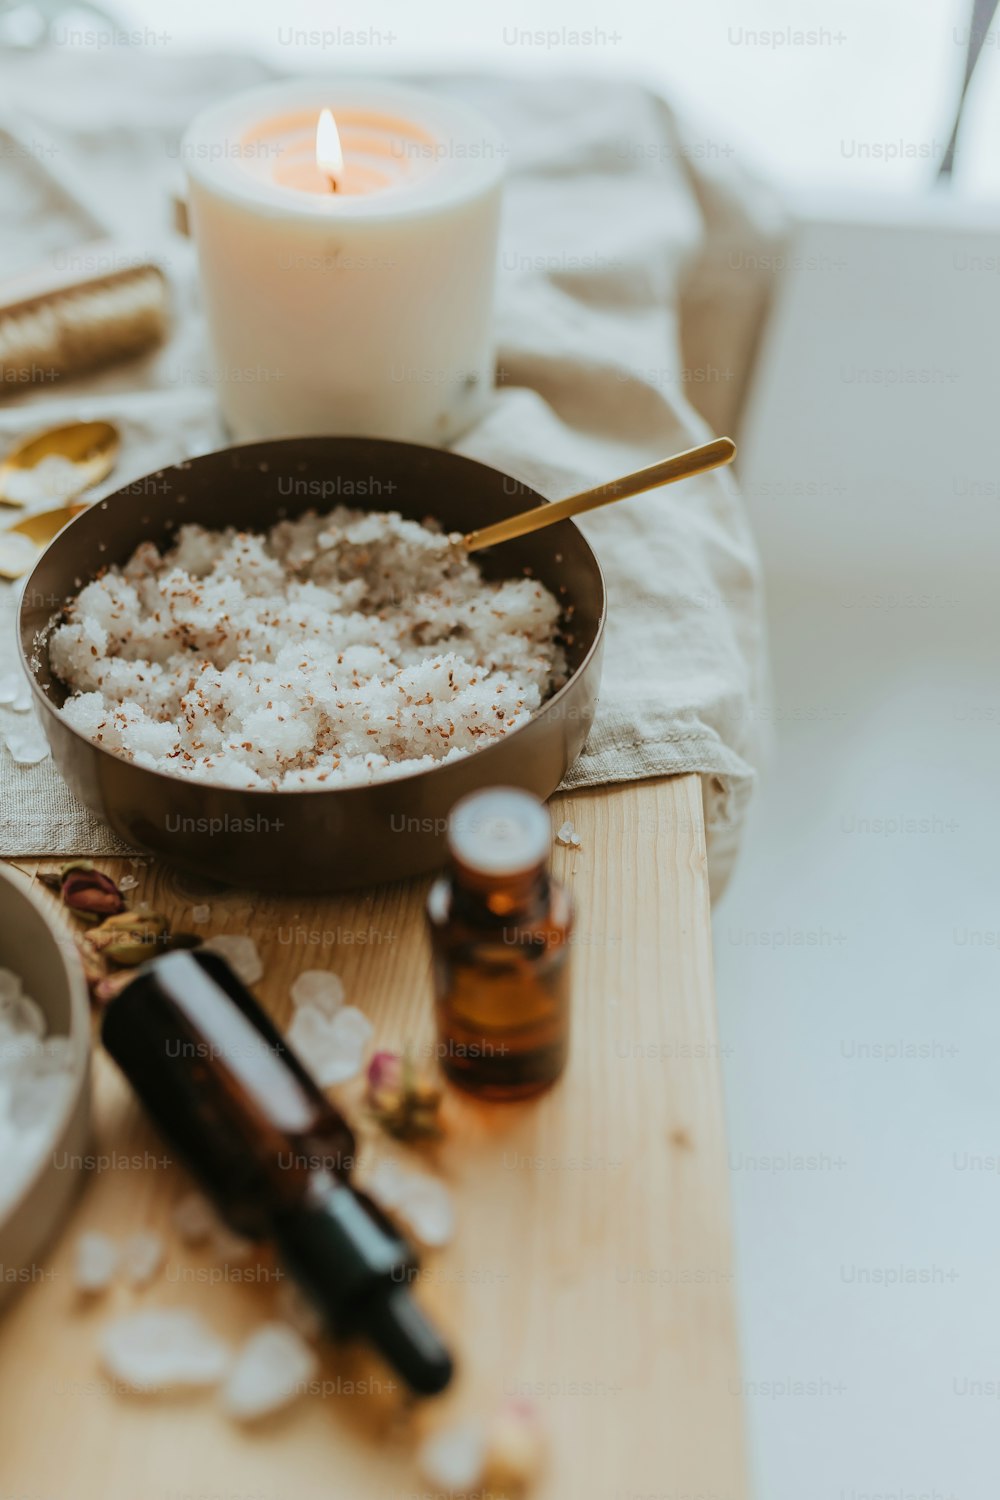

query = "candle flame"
[{"left": 315, "top": 108, "right": 344, "bottom": 187}]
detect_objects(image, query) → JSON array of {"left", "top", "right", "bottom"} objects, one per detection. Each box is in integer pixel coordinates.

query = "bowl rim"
[
  {"left": 0, "top": 861, "right": 91, "bottom": 1231},
  {"left": 19, "top": 436, "right": 608, "bottom": 800}
]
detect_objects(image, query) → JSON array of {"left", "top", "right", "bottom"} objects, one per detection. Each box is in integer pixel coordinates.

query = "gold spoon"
[
  {"left": 0, "top": 419, "right": 120, "bottom": 509},
  {"left": 463, "top": 436, "right": 736, "bottom": 553}
]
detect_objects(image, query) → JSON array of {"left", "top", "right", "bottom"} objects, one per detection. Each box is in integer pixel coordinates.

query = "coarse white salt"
[
  {"left": 289, "top": 969, "right": 344, "bottom": 1017},
  {"left": 119, "top": 874, "right": 138, "bottom": 891},
  {"left": 100, "top": 1308, "right": 231, "bottom": 1391},
  {"left": 211, "top": 1221, "right": 255, "bottom": 1264},
  {"left": 121, "top": 1229, "right": 164, "bottom": 1287},
  {"left": 287, "top": 1004, "right": 373, "bottom": 1087},
  {"left": 419, "top": 1420, "right": 487, "bottom": 1492},
  {"left": 191, "top": 904, "right": 211, "bottom": 924},
  {"left": 397, "top": 1175, "right": 456, "bottom": 1249},
  {"left": 50, "top": 508, "right": 565, "bottom": 790},
  {"left": 5, "top": 724, "right": 49, "bottom": 766},
  {"left": 3, "top": 454, "right": 86, "bottom": 506},
  {"left": 73, "top": 1231, "right": 119, "bottom": 1294},
  {"left": 0, "top": 968, "right": 75, "bottom": 1215},
  {"left": 221, "top": 1322, "right": 318, "bottom": 1422},
  {"left": 201, "top": 934, "right": 263, "bottom": 986},
  {"left": 367, "top": 1160, "right": 455, "bottom": 1248},
  {"left": 171, "top": 1191, "right": 216, "bottom": 1246},
  {"left": 275, "top": 1282, "right": 324, "bottom": 1343}
]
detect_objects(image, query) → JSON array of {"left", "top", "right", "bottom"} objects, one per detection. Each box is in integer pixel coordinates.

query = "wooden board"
[{"left": 0, "top": 775, "right": 748, "bottom": 1499}]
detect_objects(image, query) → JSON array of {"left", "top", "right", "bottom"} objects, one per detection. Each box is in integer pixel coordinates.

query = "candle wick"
[{"left": 327, "top": 174, "right": 339, "bottom": 194}]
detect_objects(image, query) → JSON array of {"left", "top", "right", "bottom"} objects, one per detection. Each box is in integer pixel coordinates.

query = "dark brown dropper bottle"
[
  {"left": 427, "top": 786, "right": 573, "bottom": 1100},
  {"left": 101, "top": 948, "right": 453, "bottom": 1396}
]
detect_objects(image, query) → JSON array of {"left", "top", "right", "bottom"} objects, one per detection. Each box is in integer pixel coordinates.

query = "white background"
[{"left": 78, "top": 0, "right": 1000, "bottom": 196}]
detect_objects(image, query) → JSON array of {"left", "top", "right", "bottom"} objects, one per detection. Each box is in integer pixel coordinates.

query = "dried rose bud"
[
  {"left": 87, "top": 911, "right": 171, "bottom": 967},
  {"left": 483, "top": 1399, "right": 546, "bottom": 1494},
  {"left": 41, "top": 861, "right": 125, "bottom": 923},
  {"left": 61, "top": 868, "right": 125, "bottom": 922},
  {"left": 366, "top": 1049, "right": 442, "bottom": 1140}
]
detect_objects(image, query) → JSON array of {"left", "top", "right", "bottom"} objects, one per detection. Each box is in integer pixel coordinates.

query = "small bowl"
[
  {"left": 19, "top": 438, "right": 606, "bottom": 891},
  {"left": 0, "top": 863, "right": 91, "bottom": 1308}
]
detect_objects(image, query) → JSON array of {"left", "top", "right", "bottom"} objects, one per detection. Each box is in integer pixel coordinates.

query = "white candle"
[{"left": 182, "top": 80, "right": 505, "bottom": 445}]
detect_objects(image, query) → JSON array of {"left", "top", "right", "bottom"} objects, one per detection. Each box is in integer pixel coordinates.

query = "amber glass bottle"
[
  {"left": 427, "top": 787, "right": 573, "bottom": 1101},
  {"left": 101, "top": 949, "right": 452, "bottom": 1395}
]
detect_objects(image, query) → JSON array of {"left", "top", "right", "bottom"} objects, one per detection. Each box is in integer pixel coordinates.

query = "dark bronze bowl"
[{"left": 19, "top": 438, "right": 606, "bottom": 891}]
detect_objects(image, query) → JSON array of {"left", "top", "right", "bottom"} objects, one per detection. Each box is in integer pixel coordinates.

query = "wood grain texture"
[{"left": 0, "top": 774, "right": 747, "bottom": 1500}]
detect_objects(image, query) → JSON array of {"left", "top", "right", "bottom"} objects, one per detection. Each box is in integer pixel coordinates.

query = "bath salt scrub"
[
  {"left": 0, "top": 967, "right": 75, "bottom": 1214},
  {"left": 48, "top": 508, "right": 565, "bottom": 790}
]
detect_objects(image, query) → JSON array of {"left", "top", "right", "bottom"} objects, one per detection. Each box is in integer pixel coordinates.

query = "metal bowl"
[
  {"left": 19, "top": 438, "right": 606, "bottom": 891},
  {"left": 0, "top": 863, "right": 91, "bottom": 1309}
]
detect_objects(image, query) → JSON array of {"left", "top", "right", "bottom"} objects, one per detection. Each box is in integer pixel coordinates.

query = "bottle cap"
[{"left": 447, "top": 786, "right": 551, "bottom": 877}]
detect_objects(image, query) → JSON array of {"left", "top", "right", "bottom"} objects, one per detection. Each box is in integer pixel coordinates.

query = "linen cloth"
[{"left": 0, "top": 50, "right": 780, "bottom": 897}]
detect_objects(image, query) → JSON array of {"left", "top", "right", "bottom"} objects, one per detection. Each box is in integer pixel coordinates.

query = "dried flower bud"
[
  {"left": 87, "top": 912, "right": 171, "bottom": 967},
  {"left": 41, "top": 861, "right": 125, "bottom": 923},
  {"left": 483, "top": 1399, "right": 546, "bottom": 1494},
  {"left": 366, "top": 1049, "right": 442, "bottom": 1140}
]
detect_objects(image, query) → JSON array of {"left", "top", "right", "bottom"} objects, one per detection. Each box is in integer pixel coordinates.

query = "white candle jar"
[{"left": 182, "top": 80, "right": 505, "bottom": 445}]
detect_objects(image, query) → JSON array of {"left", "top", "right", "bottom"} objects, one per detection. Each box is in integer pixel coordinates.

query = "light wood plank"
[{"left": 0, "top": 774, "right": 747, "bottom": 1499}]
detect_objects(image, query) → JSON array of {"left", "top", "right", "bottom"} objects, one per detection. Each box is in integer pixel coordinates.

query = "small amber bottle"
[{"left": 427, "top": 787, "right": 573, "bottom": 1101}]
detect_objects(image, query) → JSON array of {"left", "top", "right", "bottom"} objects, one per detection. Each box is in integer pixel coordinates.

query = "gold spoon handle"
[{"left": 463, "top": 436, "right": 737, "bottom": 553}]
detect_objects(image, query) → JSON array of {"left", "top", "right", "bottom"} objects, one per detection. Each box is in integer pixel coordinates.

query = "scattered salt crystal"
[
  {"left": 397, "top": 1175, "right": 455, "bottom": 1248},
  {"left": 0, "top": 533, "right": 40, "bottom": 578},
  {"left": 73, "top": 1231, "right": 119, "bottom": 1293},
  {"left": 367, "top": 1160, "right": 455, "bottom": 1248},
  {"left": 222, "top": 1322, "right": 318, "bottom": 1422},
  {"left": 275, "top": 1283, "right": 324, "bottom": 1343},
  {"left": 555, "top": 819, "right": 577, "bottom": 847},
  {"left": 419, "top": 1420, "right": 487, "bottom": 1492},
  {"left": 119, "top": 874, "right": 138, "bottom": 891},
  {"left": 191, "top": 904, "right": 211, "bottom": 924},
  {"left": 100, "top": 1308, "right": 231, "bottom": 1391},
  {"left": 5, "top": 724, "right": 49, "bottom": 765},
  {"left": 287, "top": 1004, "right": 372, "bottom": 1087},
  {"left": 202, "top": 935, "right": 263, "bottom": 986},
  {"left": 121, "top": 1229, "right": 164, "bottom": 1287},
  {"left": 289, "top": 969, "right": 344, "bottom": 1017},
  {"left": 211, "top": 1222, "right": 255, "bottom": 1264},
  {"left": 366, "top": 1157, "right": 410, "bottom": 1211},
  {"left": 171, "top": 1191, "right": 215, "bottom": 1246},
  {"left": 3, "top": 454, "right": 85, "bottom": 505},
  {"left": 0, "top": 672, "right": 21, "bottom": 705},
  {"left": 7, "top": 678, "right": 31, "bottom": 713}
]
